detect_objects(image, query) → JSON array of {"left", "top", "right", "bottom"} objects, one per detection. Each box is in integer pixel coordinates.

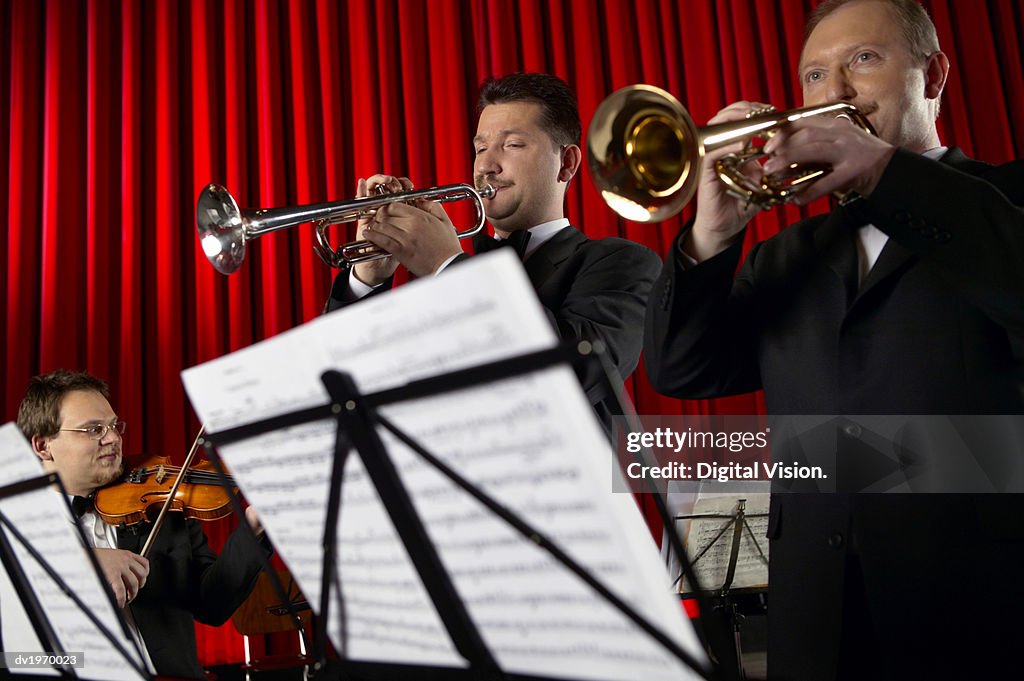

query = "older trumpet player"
[
  {"left": 642, "top": 0, "right": 1024, "bottom": 679},
  {"left": 326, "top": 72, "right": 662, "bottom": 430}
]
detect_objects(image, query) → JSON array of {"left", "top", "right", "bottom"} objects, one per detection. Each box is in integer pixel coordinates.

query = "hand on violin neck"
[
  {"left": 245, "top": 506, "right": 264, "bottom": 538},
  {"left": 94, "top": 548, "right": 149, "bottom": 608}
]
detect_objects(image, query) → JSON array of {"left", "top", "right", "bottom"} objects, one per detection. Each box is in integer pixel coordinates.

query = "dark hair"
[
  {"left": 478, "top": 72, "right": 582, "bottom": 149},
  {"left": 805, "top": 0, "right": 940, "bottom": 62},
  {"left": 17, "top": 370, "right": 110, "bottom": 440}
]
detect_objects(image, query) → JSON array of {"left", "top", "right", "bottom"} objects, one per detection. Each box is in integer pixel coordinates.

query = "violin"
[
  {"left": 93, "top": 454, "right": 236, "bottom": 527},
  {"left": 92, "top": 426, "right": 238, "bottom": 559}
]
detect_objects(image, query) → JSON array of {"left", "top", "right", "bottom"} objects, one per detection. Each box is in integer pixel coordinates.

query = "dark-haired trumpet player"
[
  {"left": 642, "top": 1, "right": 1024, "bottom": 679},
  {"left": 16, "top": 370, "right": 271, "bottom": 679},
  {"left": 325, "top": 72, "right": 662, "bottom": 431}
]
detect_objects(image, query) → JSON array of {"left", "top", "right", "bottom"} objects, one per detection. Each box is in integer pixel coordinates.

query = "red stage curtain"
[{"left": 2, "top": 0, "right": 1022, "bottom": 667}]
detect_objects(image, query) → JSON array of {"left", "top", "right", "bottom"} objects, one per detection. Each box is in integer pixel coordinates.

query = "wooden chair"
[{"left": 231, "top": 569, "right": 313, "bottom": 679}]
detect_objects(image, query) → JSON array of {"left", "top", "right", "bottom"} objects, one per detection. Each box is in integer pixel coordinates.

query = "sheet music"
[
  {"left": 681, "top": 494, "right": 770, "bottom": 592},
  {"left": 183, "top": 251, "right": 706, "bottom": 681},
  {"left": 0, "top": 423, "right": 147, "bottom": 681}
]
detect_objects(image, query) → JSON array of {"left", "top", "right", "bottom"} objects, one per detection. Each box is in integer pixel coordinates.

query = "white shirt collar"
[
  {"left": 853, "top": 146, "right": 950, "bottom": 284},
  {"left": 432, "top": 218, "right": 571, "bottom": 276},
  {"left": 504, "top": 218, "right": 570, "bottom": 260}
]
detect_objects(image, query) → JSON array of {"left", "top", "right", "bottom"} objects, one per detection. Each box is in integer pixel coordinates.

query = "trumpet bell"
[
  {"left": 197, "top": 184, "right": 247, "bottom": 275},
  {"left": 587, "top": 85, "right": 700, "bottom": 223},
  {"left": 588, "top": 85, "right": 876, "bottom": 223}
]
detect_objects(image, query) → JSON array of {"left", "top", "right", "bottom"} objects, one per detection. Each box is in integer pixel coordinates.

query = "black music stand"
[
  {"left": 202, "top": 340, "right": 722, "bottom": 681},
  {"left": 676, "top": 498, "right": 769, "bottom": 681},
  {"left": 0, "top": 474, "right": 152, "bottom": 680}
]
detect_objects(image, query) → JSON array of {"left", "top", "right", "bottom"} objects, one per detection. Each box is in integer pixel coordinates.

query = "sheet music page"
[
  {"left": 0, "top": 564, "right": 59, "bottom": 677},
  {"left": 183, "top": 251, "right": 706, "bottom": 681},
  {"left": 0, "top": 423, "right": 147, "bottom": 681},
  {"left": 681, "top": 494, "right": 770, "bottom": 592}
]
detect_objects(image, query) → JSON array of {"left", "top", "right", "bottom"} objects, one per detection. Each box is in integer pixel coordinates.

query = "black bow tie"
[
  {"left": 70, "top": 495, "right": 94, "bottom": 519},
  {"left": 472, "top": 230, "right": 532, "bottom": 259}
]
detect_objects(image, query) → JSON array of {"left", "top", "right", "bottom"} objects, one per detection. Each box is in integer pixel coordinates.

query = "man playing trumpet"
[
  {"left": 326, "top": 72, "right": 662, "bottom": 430},
  {"left": 643, "top": 0, "right": 1024, "bottom": 679}
]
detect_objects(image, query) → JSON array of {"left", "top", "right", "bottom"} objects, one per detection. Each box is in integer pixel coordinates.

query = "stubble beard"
[{"left": 94, "top": 450, "right": 124, "bottom": 488}]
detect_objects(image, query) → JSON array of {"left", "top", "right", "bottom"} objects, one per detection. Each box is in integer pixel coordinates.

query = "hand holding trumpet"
[
  {"left": 356, "top": 173, "right": 464, "bottom": 278},
  {"left": 687, "top": 101, "right": 893, "bottom": 263},
  {"left": 587, "top": 85, "right": 881, "bottom": 263},
  {"left": 350, "top": 175, "right": 408, "bottom": 287},
  {"left": 760, "top": 115, "right": 894, "bottom": 206},
  {"left": 687, "top": 101, "right": 773, "bottom": 262}
]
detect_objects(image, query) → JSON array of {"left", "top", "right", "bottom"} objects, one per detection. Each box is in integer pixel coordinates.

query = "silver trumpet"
[{"left": 196, "top": 182, "right": 496, "bottom": 275}]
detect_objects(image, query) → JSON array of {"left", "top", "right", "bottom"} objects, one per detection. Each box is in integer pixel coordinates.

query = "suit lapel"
[
  {"left": 811, "top": 200, "right": 915, "bottom": 314},
  {"left": 848, "top": 147, "right": 974, "bottom": 309},
  {"left": 813, "top": 208, "right": 860, "bottom": 306},
  {"left": 851, "top": 237, "right": 914, "bottom": 307},
  {"left": 523, "top": 226, "right": 584, "bottom": 290}
]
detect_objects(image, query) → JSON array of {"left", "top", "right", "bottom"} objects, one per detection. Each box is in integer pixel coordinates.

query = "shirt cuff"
[
  {"left": 346, "top": 269, "right": 384, "bottom": 300},
  {"left": 677, "top": 245, "right": 699, "bottom": 269},
  {"left": 434, "top": 252, "right": 463, "bottom": 276},
  {"left": 674, "top": 226, "right": 699, "bottom": 269}
]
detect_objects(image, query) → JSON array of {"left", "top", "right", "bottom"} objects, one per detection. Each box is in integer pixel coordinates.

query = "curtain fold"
[{"left": 3, "top": 0, "right": 1022, "bottom": 667}]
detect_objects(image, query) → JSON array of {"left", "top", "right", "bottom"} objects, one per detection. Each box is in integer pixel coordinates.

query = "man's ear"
[
  {"left": 924, "top": 51, "right": 949, "bottom": 101},
  {"left": 558, "top": 144, "right": 582, "bottom": 183},
  {"left": 31, "top": 435, "right": 53, "bottom": 462}
]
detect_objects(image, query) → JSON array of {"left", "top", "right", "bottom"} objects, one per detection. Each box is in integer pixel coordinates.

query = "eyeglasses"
[{"left": 59, "top": 420, "right": 126, "bottom": 440}]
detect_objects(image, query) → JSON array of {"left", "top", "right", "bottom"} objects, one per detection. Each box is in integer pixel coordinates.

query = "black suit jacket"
[
  {"left": 646, "top": 148, "right": 1024, "bottom": 412},
  {"left": 644, "top": 149, "right": 1024, "bottom": 680},
  {"left": 118, "top": 516, "right": 270, "bottom": 679},
  {"left": 327, "top": 226, "right": 662, "bottom": 428}
]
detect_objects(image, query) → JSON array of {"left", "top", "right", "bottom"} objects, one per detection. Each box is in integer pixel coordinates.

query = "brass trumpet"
[
  {"left": 587, "top": 85, "right": 875, "bottom": 222},
  {"left": 196, "top": 182, "right": 495, "bottom": 275}
]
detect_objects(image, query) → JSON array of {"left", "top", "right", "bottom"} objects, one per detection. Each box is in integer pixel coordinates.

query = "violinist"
[{"left": 15, "top": 370, "right": 272, "bottom": 680}]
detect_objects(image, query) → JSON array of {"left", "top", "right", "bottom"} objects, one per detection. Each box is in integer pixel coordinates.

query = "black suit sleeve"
[
  {"left": 545, "top": 241, "right": 662, "bottom": 403},
  {"left": 136, "top": 516, "right": 270, "bottom": 627},
  {"left": 190, "top": 521, "right": 272, "bottom": 625},
  {"left": 129, "top": 515, "right": 273, "bottom": 679},
  {"left": 643, "top": 224, "right": 763, "bottom": 399},
  {"left": 449, "top": 239, "right": 661, "bottom": 404},
  {"left": 323, "top": 266, "right": 395, "bottom": 313}
]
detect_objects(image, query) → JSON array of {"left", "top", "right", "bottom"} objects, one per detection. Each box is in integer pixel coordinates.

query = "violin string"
[{"left": 131, "top": 465, "right": 234, "bottom": 484}]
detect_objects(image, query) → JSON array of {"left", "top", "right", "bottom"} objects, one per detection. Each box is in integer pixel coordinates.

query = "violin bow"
[{"left": 139, "top": 424, "right": 206, "bottom": 559}]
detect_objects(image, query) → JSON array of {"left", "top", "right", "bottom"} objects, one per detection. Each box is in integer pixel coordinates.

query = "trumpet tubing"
[{"left": 196, "top": 183, "right": 495, "bottom": 275}]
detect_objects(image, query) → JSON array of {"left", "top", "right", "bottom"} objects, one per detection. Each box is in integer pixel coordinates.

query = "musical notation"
[
  {"left": 182, "top": 252, "right": 705, "bottom": 680},
  {"left": 681, "top": 495, "right": 770, "bottom": 593}
]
